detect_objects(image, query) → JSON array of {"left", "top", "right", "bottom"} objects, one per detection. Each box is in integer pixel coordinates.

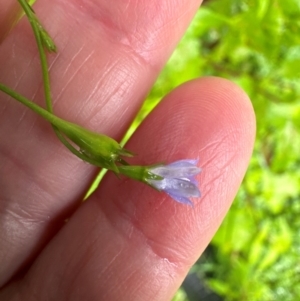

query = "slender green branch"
[
  {"left": 17, "top": 0, "right": 91, "bottom": 165},
  {"left": 17, "top": 0, "right": 53, "bottom": 112},
  {"left": 0, "top": 84, "right": 53, "bottom": 121},
  {"left": 0, "top": 83, "right": 103, "bottom": 167}
]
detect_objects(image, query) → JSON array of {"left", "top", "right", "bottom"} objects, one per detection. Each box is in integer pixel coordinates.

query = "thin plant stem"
[
  {"left": 0, "top": 83, "right": 102, "bottom": 167},
  {"left": 17, "top": 0, "right": 94, "bottom": 165},
  {"left": 17, "top": 0, "right": 52, "bottom": 111}
]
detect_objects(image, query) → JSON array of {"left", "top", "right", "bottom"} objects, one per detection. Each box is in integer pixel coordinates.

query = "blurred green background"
[{"left": 125, "top": 0, "right": 300, "bottom": 300}]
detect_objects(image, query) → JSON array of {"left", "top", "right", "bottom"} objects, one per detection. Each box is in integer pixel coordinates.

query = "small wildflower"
[{"left": 146, "top": 160, "right": 202, "bottom": 206}]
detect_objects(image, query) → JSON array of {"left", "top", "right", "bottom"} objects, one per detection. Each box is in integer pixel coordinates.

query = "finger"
[
  {"left": 0, "top": 0, "right": 21, "bottom": 42},
  {"left": 0, "top": 78, "right": 255, "bottom": 300},
  {"left": 0, "top": 0, "right": 203, "bottom": 286}
]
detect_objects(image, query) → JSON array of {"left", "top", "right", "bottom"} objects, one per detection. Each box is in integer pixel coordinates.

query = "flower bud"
[{"left": 54, "top": 119, "right": 132, "bottom": 172}]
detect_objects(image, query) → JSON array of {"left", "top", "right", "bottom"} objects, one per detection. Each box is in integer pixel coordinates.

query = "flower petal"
[
  {"left": 149, "top": 178, "right": 200, "bottom": 197},
  {"left": 165, "top": 178, "right": 201, "bottom": 197},
  {"left": 150, "top": 164, "right": 201, "bottom": 178},
  {"left": 166, "top": 191, "right": 194, "bottom": 206}
]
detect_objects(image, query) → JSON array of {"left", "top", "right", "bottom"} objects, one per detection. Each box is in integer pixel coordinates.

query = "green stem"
[
  {"left": 17, "top": 0, "right": 53, "bottom": 112},
  {"left": 17, "top": 0, "right": 96, "bottom": 165},
  {"left": 0, "top": 84, "right": 54, "bottom": 122},
  {"left": 0, "top": 83, "right": 103, "bottom": 167}
]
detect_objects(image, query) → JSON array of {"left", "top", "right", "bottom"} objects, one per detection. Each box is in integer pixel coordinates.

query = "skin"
[{"left": 0, "top": 0, "right": 256, "bottom": 300}]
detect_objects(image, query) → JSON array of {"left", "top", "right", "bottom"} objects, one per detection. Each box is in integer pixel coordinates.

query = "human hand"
[{"left": 0, "top": 0, "right": 255, "bottom": 300}]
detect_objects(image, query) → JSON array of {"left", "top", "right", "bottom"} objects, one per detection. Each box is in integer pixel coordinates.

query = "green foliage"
[{"left": 127, "top": 0, "right": 300, "bottom": 300}]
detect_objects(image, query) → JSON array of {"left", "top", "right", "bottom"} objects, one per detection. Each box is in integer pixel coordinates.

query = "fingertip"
[{"left": 97, "top": 76, "right": 256, "bottom": 265}]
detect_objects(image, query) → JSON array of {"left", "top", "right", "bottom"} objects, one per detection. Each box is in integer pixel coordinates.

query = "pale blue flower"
[{"left": 147, "top": 160, "right": 201, "bottom": 205}]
